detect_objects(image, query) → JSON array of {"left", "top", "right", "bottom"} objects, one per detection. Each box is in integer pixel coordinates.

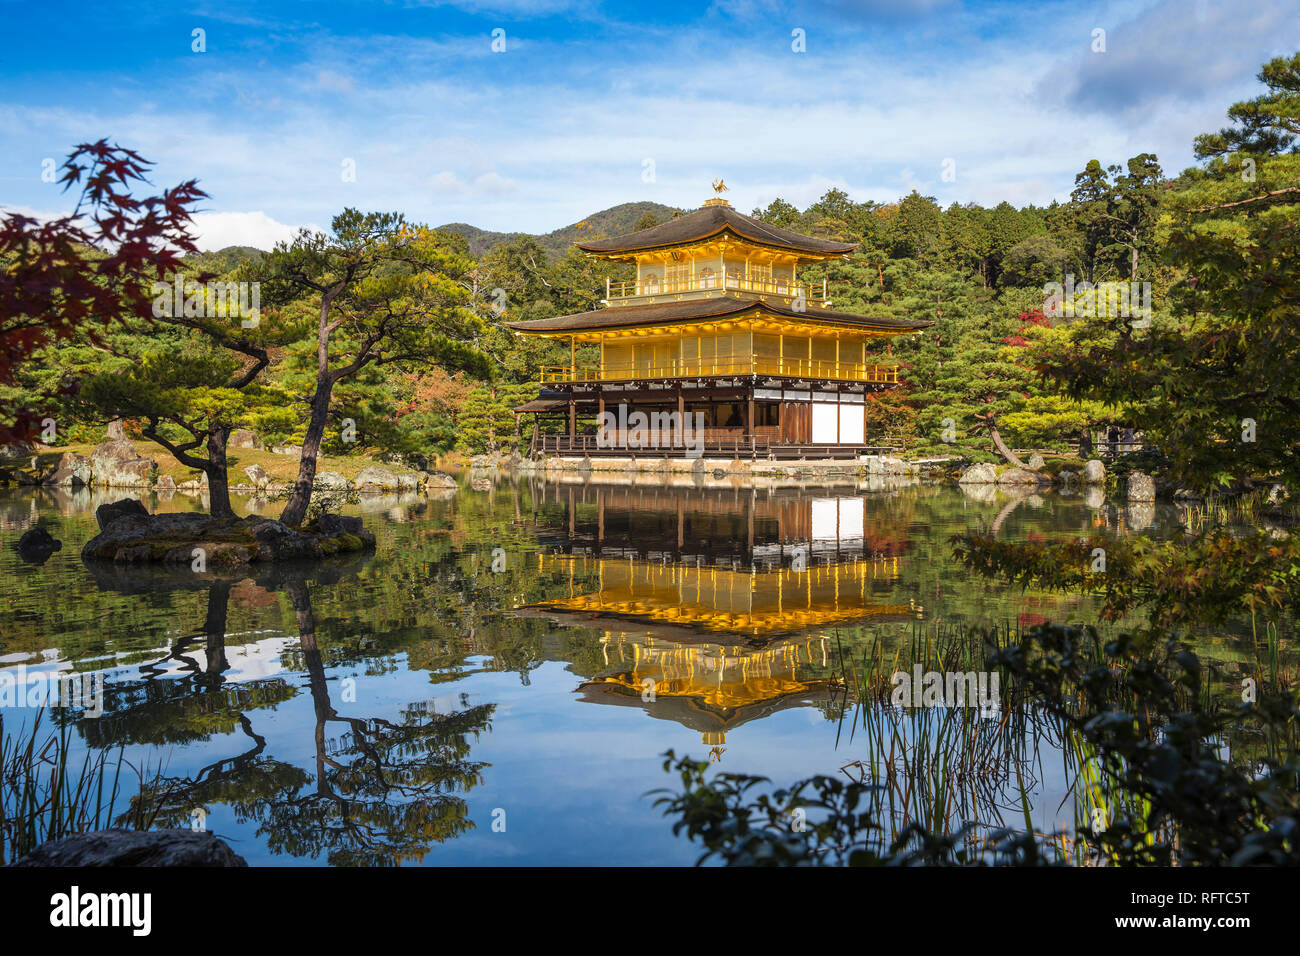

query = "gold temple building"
[{"left": 509, "top": 189, "right": 933, "bottom": 459}]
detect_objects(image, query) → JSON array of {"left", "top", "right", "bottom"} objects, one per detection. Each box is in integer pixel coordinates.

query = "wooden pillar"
[
  {"left": 568, "top": 397, "right": 575, "bottom": 442},
  {"left": 677, "top": 388, "right": 685, "bottom": 449}
]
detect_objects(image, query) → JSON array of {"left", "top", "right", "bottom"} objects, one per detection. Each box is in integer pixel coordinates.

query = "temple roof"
[
  {"left": 504, "top": 293, "right": 932, "bottom": 335},
  {"left": 575, "top": 202, "right": 857, "bottom": 259}
]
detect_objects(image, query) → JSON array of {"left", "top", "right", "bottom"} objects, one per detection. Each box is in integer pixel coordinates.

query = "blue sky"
[{"left": 2, "top": 0, "right": 1297, "bottom": 249}]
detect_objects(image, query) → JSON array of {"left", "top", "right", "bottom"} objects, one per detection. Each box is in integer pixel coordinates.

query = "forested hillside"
[{"left": 4, "top": 52, "right": 1295, "bottom": 478}]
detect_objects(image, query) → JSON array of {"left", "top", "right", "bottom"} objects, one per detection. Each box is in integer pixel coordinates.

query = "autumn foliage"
[{"left": 0, "top": 140, "right": 207, "bottom": 443}]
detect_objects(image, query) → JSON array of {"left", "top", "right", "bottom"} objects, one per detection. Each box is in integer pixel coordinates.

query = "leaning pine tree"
[{"left": 260, "top": 210, "right": 491, "bottom": 528}]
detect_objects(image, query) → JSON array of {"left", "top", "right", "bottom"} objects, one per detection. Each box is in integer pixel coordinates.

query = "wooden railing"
[
  {"left": 539, "top": 357, "right": 898, "bottom": 385},
  {"left": 607, "top": 273, "right": 828, "bottom": 307},
  {"left": 538, "top": 356, "right": 894, "bottom": 382},
  {"left": 534, "top": 434, "right": 770, "bottom": 456},
  {"left": 531, "top": 434, "right": 866, "bottom": 459}
]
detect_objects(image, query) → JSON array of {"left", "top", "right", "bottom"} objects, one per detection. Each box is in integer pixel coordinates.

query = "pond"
[{"left": 0, "top": 476, "right": 1286, "bottom": 865}]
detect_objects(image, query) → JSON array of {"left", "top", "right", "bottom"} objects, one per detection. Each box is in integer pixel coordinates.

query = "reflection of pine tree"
[{"left": 120, "top": 577, "right": 496, "bottom": 867}]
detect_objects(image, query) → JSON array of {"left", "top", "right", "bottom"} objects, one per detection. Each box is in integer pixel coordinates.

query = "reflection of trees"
[
  {"left": 91, "top": 559, "right": 494, "bottom": 866},
  {"left": 249, "top": 579, "right": 494, "bottom": 866},
  {"left": 80, "top": 579, "right": 296, "bottom": 749}
]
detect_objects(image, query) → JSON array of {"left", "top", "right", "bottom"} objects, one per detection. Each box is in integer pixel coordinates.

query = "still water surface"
[{"left": 0, "top": 476, "right": 1268, "bottom": 865}]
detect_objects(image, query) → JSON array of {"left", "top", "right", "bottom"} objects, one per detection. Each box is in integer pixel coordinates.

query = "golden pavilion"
[{"left": 509, "top": 187, "right": 932, "bottom": 459}]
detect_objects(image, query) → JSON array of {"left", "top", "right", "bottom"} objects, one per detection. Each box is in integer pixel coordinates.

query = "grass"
[{"left": 0, "top": 709, "right": 165, "bottom": 865}]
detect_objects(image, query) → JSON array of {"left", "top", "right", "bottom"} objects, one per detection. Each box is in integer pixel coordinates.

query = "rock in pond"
[
  {"left": 958, "top": 462, "right": 998, "bottom": 484},
  {"left": 1127, "top": 470, "right": 1156, "bottom": 502},
  {"left": 14, "top": 829, "right": 247, "bottom": 867},
  {"left": 96, "top": 497, "right": 150, "bottom": 531},
  {"left": 17, "top": 526, "right": 62, "bottom": 562},
  {"left": 82, "top": 504, "right": 375, "bottom": 565}
]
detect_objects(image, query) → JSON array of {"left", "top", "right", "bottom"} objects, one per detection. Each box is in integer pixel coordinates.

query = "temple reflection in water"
[{"left": 520, "top": 481, "right": 922, "bottom": 756}]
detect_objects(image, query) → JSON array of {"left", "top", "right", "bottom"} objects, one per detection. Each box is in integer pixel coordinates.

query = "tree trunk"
[
  {"left": 206, "top": 425, "right": 235, "bottom": 521},
  {"left": 279, "top": 381, "right": 332, "bottom": 528},
  {"left": 988, "top": 422, "right": 1029, "bottom": 469}
]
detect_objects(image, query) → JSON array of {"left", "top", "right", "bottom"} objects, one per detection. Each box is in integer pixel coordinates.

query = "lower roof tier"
[{"left": 504, "top": 294, "right": 932, "bottom": 341}]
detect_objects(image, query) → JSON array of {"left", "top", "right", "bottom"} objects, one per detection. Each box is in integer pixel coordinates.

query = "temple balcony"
[
  {"left": 604, "top": 274, "right": 830, "bottom": 309},
  {"left": 538, "top": 356, "right": 898, "bottom": 385}
]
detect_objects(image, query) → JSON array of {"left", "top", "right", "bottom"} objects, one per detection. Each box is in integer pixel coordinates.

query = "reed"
[{"left": 0, "top": 709, "right": 164, "bottom": 865}]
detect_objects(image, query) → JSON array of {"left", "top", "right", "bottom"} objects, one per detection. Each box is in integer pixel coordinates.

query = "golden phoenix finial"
[{"left": 712, "top": 178, "right": 728, "bottom": 196}]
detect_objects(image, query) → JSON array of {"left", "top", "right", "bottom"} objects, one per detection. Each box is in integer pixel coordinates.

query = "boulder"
[
  {"left": 155, "top": 474, "right": 176, "bottom": 493},
  {"left": 355, "top": 465, "right": 398, "bottom": 491},
  {"left": 1267, "top": 484, "right": 1290, "bottom": 506},
  {"left": 105, "top": 419, "right": 128, "bottom": 441},
  {"left": 95, "top": 498, "right": 150, "bottom": 531},
  {"left": 396, "top": 473, "right": 420, "bottom": 491},
  {"left": 1083, "top": 459, "right": 1106, "bottom": 484},
  {"left": 998, "top": 467, "right": 1051, "bottom": 487},
  {"left": 314, "top": 471, "right": 350, "bottom": 490},
  {"left": 1027, "top": 453, "right": 1046, "bottom": 470},
  {"left": 90, "top": 439, "right": 155, "bottom": 488},
  {"left": 1127, "top": 470, "right": 1156, "bottom": 502},
  {"left": 425, "top": 471, "right": 458, "bottom": 489},
  {"left": 14, "top": 829, "right": 247, "bottom": 867},
  {"left": 243, "top": 464, "right": 270, "bottom": 487},
  {"left": 957, "top": 462, "right": 998, "bottom": 485},
  {"left": 270, "top": 445, "right": 302, "bottom": 457},
  {"left": 229, "top": 429, "right": 263, "bottom": 450},
  {"left": 17, "top": 526, "right": 62, "bottom": 562},
  {"left": 44, "top": 452, "right": 92, "bottom": 488}
]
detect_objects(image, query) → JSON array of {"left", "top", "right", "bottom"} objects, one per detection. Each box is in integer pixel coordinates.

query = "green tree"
[{"left": 259, "top": 211, "right": 490, "bottom": 527}]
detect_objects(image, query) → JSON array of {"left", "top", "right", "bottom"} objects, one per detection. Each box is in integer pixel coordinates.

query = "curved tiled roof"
[
  {"left": 576, "top": 203, "right": 857, "bottom": 258},
  {"left": 504, "top": 294, "right": 931, "bottom": 334}
]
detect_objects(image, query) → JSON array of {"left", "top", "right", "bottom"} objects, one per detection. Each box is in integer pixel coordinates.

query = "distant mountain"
[
  {"left": 440, "top": 201, "right": 684, "bottom": 260},
  {"left": 184, "top": 245, "right": 265, "bottom": 272},
  {"left": 184, "top": 203, "right": 686, "bottom": 269}
]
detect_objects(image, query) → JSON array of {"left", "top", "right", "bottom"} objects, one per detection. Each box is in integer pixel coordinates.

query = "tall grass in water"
[
  {"left": 834, "top": 620, "right": 1080, "bottom": 863},
  {"left": 0, "top": 709, "right": 163, "bottom": 865}
]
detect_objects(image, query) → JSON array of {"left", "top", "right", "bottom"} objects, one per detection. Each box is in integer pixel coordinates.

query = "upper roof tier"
[{"left": 576, "top": 199, "right": 857, "bottom": 260}]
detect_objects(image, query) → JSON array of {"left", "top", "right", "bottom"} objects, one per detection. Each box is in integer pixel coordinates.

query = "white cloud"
[{"left": 191, "top": 211, "right": 310, "bottom": 252}]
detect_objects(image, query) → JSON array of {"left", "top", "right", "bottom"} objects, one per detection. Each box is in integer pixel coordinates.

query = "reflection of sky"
[
  {"left": 135, "top": 649, "right": 1078, "bottom": 866},
  {"left": 0, "top": 482, "right": 1260, "bottom": 865}
]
